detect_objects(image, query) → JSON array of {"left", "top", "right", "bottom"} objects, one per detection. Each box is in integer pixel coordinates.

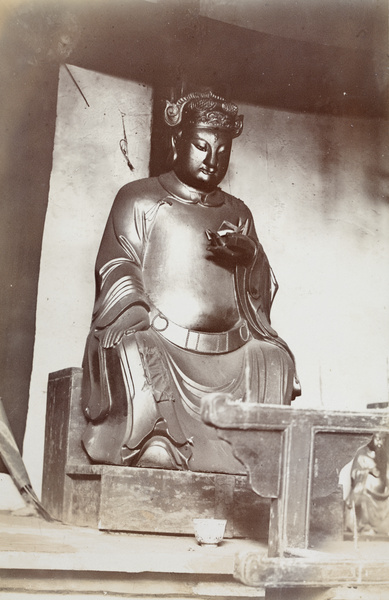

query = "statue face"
[
  {"left": 373, "top": 432, "right": 385, "bottom": 449},
  {"left": 174, "top": 127, "right": 232, "bottom": 192}
]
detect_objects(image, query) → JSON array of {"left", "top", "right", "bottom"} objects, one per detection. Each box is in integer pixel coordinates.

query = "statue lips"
[
  {"left": 200, "top": 167, "right": 215, "bottom": 176},
  {"left": 199, "top": 167, "right": 218, "bottom": 186}
]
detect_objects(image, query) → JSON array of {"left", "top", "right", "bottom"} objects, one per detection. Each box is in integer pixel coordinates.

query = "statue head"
[
  {"left": 371, "top": 432, "right": 387, "bottom": 450},
  {"left": 164, "top": 91, "right": 243, "bottom": 193}
]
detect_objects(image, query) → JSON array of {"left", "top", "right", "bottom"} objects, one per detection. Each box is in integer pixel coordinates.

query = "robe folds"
[{"left": 82, "top": 171, "right": 299, "bottom": 474}]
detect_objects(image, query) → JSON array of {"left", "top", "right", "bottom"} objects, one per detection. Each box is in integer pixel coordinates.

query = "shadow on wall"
[
  {"left": 315, "top": 116, "right": 389, "bottom": 213},
  {"left": 4, "top": 0, "right": 388, "bottom": 118},
  {"left": 200, "top": 0, "right": 387, "bottom": 51},
  {"left": 363, "top": 120, "right": 389, "bottom": 206}
]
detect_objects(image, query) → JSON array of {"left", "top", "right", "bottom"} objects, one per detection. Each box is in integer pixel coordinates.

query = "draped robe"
[{"left": 82, "top": 171, "right": 299, "bottom": 473}]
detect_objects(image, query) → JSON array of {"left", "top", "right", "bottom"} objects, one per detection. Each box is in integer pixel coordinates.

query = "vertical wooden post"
[
  {"left": 41, "top": 367, "right": 88, "bottom": 521},
  {"left": 268, "top": 420, "right": 313, "bottom": 557}
]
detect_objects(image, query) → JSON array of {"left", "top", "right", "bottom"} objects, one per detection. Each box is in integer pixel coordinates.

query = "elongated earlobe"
[
  {"left": 170, "top": 131, "right": 182, "bottom": 163},
  {"left": 172, "top": 143, "right": 178, "bottom": 164}
]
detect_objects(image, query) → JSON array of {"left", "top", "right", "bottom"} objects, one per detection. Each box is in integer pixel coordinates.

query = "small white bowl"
[{"left": 193, "top": 518, "right": 227, "bottom": 546}]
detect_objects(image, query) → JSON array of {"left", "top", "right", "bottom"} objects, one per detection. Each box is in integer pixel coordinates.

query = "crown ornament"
[{"left": 164, "top": 91, "right": 243, "bottom": 138}]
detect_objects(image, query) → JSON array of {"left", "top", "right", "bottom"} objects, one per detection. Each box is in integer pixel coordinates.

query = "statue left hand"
[{"left": 206, "top": 230, "right": 256, "bottom": 266}]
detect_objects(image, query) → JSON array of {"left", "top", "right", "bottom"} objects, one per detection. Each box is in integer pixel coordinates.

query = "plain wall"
[{"left": 225, "top": 106, "right": 389, "bottom": 411}]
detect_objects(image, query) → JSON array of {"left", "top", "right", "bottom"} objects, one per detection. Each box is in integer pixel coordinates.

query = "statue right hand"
[
  {"left": 95, "top": 305, "right": 150, "bottom": 348},
  {"left": 206, "top": 230, "right": 257, "bottom": 266}
]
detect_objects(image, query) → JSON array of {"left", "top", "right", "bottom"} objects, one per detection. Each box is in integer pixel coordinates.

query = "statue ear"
[{"left": 170, "top": 130, "right": 182, "bottom": 163}]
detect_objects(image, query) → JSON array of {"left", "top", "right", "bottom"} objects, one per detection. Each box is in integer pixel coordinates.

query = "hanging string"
[{"left": 119, "top": 111, "right": 135, "bottom": 171}]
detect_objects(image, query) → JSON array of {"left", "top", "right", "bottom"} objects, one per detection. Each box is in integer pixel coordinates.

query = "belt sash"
[{"left": 150, "top": 308, "right": 250, "bottom": 354}]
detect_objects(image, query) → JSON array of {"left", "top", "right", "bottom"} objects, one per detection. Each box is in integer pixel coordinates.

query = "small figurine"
[{"left": 346, "top": 432, "right": 389, "bottom": 535}]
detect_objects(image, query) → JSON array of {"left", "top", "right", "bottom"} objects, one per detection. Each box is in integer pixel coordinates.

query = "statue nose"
[{"left": 204, "top": 151, "right": 217, "bottom": 171}]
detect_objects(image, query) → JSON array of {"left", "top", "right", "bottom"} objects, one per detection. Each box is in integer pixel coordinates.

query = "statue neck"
[{"left": 158, "top": 171, "right": 225, "bottom": 207}]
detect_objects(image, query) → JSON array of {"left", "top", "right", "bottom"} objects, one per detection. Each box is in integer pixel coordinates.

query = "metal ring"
[
  {"left": 152, "top": 313, "right": 169, "bottom": 332},
  {"left": 240, "top": 322, "right": 250, "bottom": 342}
]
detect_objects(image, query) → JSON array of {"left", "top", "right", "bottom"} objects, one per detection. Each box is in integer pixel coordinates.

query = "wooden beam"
[{"left": 234, "top": 550, "right": 389, "bottom": 588}]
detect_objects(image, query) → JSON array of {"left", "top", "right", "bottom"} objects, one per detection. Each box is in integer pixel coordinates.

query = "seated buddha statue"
[{"left": 81, "top": 91, "right": 300, "bottom": 474}]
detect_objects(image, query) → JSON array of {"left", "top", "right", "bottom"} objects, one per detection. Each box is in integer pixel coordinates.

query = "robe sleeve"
[
  {"left": 235, "top": 212, "right": 279, "bottom": 337},
  {"left": 235, "top": 219, "right": 300, "bottom": 404},
  {"left": 91, "top": 185, "right": 151, "bottom": 330},
  {"left": 235, "top": 211, "right": 301, "bottom": 398}
]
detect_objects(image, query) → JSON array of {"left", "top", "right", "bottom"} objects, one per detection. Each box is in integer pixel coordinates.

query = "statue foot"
[{"left": 136, "top": 437, "right": 184, "bottom": 470}]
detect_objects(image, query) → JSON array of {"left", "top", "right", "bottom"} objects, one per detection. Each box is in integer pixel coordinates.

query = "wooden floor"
[
  {"left": 1, "top": 510, "right": 389, "bottom": 599},
  {"left": 0, "top": 510, "right": 265, "bottom": 598}
]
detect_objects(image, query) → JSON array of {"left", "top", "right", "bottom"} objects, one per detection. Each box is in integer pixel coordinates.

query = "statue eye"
[{"left": 194, "top": 142, "right": 207, "bottom": 152}]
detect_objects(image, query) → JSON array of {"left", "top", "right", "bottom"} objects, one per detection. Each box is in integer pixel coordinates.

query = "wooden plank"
[
  {"left": 271, "top": 417, "right": 312, "bottom": 551},
  {"left": 64, "top": 474, "right": 101, "bottom": 527},
  {"left": 233, "top": 476, "right": 270, "bottom": 541},
  {"left": 0, "top": 512, "right": 265, "bottom": 576},
  {"left": 42, "top": 367, "right": 84, "bottom": 522},
  {"left": 201, "top": 398, "right": 389, "bottom": 432},
  {"left": 234, "top": 551, "right": 389, "bottom": 587},
  {"left": 99, "top": 469, "right": 218, "bottom": 533},
  {"left": 0, "top": 570, "right": 263, "bottom": 597},
  {"left": 264, "top": 589, "right": 331, "bottom": 600},
  {"left": 218, "top": 430, "right": 282, "bottom": 499},
  {"left": 2, "top": 513, "right": 389, "bottom": 597},
  {"left": 0, "top": 594, "right": 262, "bottom": 600},
  {"left": 97, "top": 467, "right": 268, "bottom": 538}
]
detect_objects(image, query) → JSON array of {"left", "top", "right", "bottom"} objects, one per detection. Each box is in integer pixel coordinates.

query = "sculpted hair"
[{"left": 164, "top": 91, "right": 243, "bottom": 138}]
